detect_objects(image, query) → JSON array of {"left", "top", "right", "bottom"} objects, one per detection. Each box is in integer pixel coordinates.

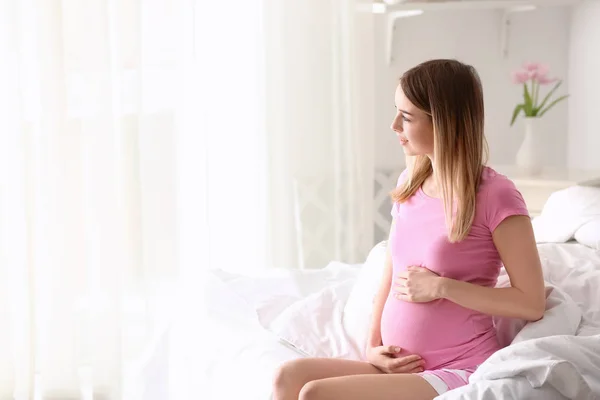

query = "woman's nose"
[{"left": 391, "top": 115, "right": 402, "bottom": 133}]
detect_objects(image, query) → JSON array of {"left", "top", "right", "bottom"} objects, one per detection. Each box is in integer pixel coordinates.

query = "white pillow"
[
  {"left": 254, "top": 261, "right": 359, "bottom": 327},
  {"left": 257, "top": 243, "right": 387, "bottom": 360},
  {"left": 265, "top": 280, "right": 361, "bottom": 359},
  {"left": 533, "top": 185, "right": 600, "bottom": 247},
  {"left": 342, "top": 241, "right": 388, "bottom": 360},
  {"left": 574, "top": 219, "right": 600, "bottom": 250}
]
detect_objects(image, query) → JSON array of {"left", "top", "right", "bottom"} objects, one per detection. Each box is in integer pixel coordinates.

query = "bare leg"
[
  {"left": 299, "top": 374, "right": 438, "bottom": 400},
  {"left": 272, "top": 358, "right": 383, "bottom": 400}
]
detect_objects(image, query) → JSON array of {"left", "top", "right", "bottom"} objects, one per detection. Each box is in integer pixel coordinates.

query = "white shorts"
[{"left": 417, "top": 368, "right": 476, "bottom": 394}]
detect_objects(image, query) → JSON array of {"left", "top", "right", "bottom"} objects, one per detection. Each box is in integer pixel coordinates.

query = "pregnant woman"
[{"left": 272, "top": 59, "right": 546, "bottom": 400}]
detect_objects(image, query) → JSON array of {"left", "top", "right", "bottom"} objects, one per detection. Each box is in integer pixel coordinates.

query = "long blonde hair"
[{"left": 391, "top": 59, "right": 488, "bottom": 243}]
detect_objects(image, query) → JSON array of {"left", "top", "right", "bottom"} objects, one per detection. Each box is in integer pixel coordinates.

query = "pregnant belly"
[{"left": 380, "top": 295, "right": 493, "bottom": 369}]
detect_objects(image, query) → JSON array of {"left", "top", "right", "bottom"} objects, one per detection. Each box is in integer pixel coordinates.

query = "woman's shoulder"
[
  {"left": 477, "top": 166, "right": 529, "bottom": 228},
  {"left": 479, "top": 166, "right": 518, "bottom": 194}
]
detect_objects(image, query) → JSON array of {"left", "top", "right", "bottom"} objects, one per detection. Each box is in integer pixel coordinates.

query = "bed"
[
  {"left": 197, "top": 183, "right": 600, "bottom": 400},
  {"left": 199, "top": 241, "right": 600, "bottom": 400}
]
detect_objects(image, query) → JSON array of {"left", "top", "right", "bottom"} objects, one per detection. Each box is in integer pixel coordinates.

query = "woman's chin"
[
  {"left": 402, "top": 147, "right": 416, "bottom": 156},
  {"left": 402, "top": 146, "right": 427, "bottom": 157}
]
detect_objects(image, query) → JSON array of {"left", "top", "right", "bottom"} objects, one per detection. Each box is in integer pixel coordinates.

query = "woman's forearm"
[
  {"left": 367, "top": 246, "right": 393, "bottom": 349},
  {"left": 368, "top": 285, "right": 388, "bottom": 348},
  {"left": 368, "top": 302, "right": 384, "bottom": 348},
  {"left": 436, "top": 277, "right": 545, "bottom": 321}
]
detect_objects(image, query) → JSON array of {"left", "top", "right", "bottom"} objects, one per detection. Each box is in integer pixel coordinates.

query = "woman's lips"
[{"left": 395, "top": 132, "right": 408, "bottom": 145}]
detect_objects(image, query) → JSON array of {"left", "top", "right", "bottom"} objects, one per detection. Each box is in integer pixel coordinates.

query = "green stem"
[
  {"left": 528, "top": 81, "right": 531, "bottom": 111},
  {"left": 534, "top": 80, "right": 540, "bottom": 110},
  {"left": 524, "top": 81, "right": 533, "bottom": 116}
]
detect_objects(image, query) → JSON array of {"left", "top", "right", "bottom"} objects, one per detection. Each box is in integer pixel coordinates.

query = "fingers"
[
  {"left": 380, "top": 345, "right": 402, "bottom": 355},
  {"left": 394, "top": 280, "right": 407, "bottom": 290},
  {"left": 393, "top": 283, "right": 410, "bottom": 301},
  {"left": 394, "top": 274, "right": 407, "bottom": 294},
  {"left": 395, "top": 293, "right": 411, "bottom": 301},
  {"left": 395, "top": 272, "right": 410, "bottom": 286},
  {"left": 394, "top": 285, "right": 407, "bottom": 295},
  {"left": 407, "top": 265, "right": 439, "bottom": 276},
  {"left": 375, "top": 350, "right": 426, "bottom": 374},
  {"left": 394, "top": 354, "right": 422, "bottom": 366},
  {"left": 397, "top": 266, "right": 420, "bottom": 280},
  {"left": 395, "top": 359, "right": 426, "bottom": 373},
  {"left": 397, "top": 266, "right": 433, "bottom": 278},
  {"left": 389, "top": 357, "right": 425, "bottom": 374}
]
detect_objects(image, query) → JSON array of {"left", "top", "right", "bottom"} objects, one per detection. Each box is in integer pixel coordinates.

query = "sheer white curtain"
[
  {"left": 0, "top": 0, "right": 374, "bottom": 398},
  {"left": 181, "top": 0, "right": 377, "bottom": 274},
  {"left": 0, "top": 0, "right": 190, "bottom": 398},
  {"left": 265, "top": 0, "right": 376, "bottom": 270},
  {"left": 194, "top": 0, "right": 376, "bottom": 397}
]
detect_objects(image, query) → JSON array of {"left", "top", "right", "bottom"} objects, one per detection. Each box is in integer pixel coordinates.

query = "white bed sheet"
[
  {"left": 201, "top": 262, "right": 359, "bottom": 400},
  {"left": 537, "top": 242, "right": 600, "bottom": 337},
  {"left": 200, "top": 243, "right": 600, "bottom": 400},
  {"left": 204, "top": 329, "right": 300, "bottom": 400}
]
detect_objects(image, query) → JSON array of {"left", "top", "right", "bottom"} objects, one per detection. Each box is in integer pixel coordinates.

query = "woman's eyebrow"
[{"left": 399, "top": 109, "right": 413, "bottom": 116}]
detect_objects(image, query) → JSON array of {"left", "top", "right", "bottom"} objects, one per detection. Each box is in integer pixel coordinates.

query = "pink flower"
[
  {"left": 523, "top": 62, "right": 542, "bottom": 71},
  {"left": 511, "top": 69, "right": 530, "bottom": 84},
  {"left": 512, "top": 62, "right": 560, "bottom": 86},
  {"left": 529, "top": 64, "right": 550, "bottom": 81},
  {"left": 537, "top": 75, "right": 559, "bottom": 85},
  {"left": 536, "top": 64, "right": 550, "bottom": 76}
]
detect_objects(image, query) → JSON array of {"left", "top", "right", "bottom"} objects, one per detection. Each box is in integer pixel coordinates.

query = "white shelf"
[
  {"left": 492, "top": 165, "right": 600, "bottom": 187},
  {"left": 382, "top": 0, "right": 583, "bottom": 65},
  {"left": 386, "top": 0, "right": 582, "bottom": 12},
  {"left": 490, "top": 165, "right": 600, "bottom": 216}
]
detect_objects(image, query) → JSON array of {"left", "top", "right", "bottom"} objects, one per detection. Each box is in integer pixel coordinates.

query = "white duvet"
[
  {"left": 205, "top": 243, "right": 600, "bottom": 400},
  {"left": 437, "top": 245, "right": 600, "bottom": 400}
]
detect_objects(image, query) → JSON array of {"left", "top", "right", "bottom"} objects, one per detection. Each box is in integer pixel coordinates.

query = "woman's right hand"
[{"left": 366, "top": 345, "right": 425, "bottom": 374}]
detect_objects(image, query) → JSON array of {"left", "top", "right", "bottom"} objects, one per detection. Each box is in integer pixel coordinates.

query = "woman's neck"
[
  {"left": 422, "top": 174, "right": 440, "bottom": 198},
  {"left": 427, "top": 154, "right": 437, "bottom": 182}
]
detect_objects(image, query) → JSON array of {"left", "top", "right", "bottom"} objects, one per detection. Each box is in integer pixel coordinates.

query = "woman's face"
[{"left": 390, "top": 84, "right": 434, "bottom": 157}]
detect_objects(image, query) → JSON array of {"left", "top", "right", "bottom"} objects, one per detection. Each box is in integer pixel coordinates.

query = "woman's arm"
[
  {"left": 367, "top": 223, "right": 394, "bottom": 349},
  {"left": 437, "top": 215, "right": 546, "bottom": 321}
]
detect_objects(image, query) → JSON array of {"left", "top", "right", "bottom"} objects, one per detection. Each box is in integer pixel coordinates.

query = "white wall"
[
  {"left": 569, "top": 0, "right": 600, "bottom": 171},
  {"left": 373, "top": 7, "right": 571, "bottom": 171}
]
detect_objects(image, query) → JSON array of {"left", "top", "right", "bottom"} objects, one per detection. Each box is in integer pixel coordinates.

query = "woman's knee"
[
  {"left": 273, "top": 359, "right": 305, "bottom": 397},
  {"left": 298, "top": 380, "right": 325, "bottom": 400},
  {"left": 273, "top": 360, "right": 296, "bottom": 387}
]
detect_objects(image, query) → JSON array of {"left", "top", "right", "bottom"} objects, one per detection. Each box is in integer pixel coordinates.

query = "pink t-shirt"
[{"left": 380, "top": 167, "right": 529, "bottom": 371}]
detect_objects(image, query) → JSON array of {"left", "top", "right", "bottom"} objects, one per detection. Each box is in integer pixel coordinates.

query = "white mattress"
[{"left": 199, "top": 242, "right": 600, "bottom": 400}]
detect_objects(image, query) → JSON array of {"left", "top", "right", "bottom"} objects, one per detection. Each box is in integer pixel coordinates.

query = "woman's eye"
[{"left": 402, "top": 115, "right": 410, "bottom": 122}]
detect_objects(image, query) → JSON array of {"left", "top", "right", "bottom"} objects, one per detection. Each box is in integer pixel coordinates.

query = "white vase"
[{"left": 516, "top": 117, "right": 543, "bottom": 175}]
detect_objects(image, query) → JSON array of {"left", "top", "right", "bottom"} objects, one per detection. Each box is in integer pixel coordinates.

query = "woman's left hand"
[{"left": 394, "top": 266, "right": 443, "bottom": 303}]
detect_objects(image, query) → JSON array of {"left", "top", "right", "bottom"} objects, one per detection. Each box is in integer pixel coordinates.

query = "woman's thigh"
[
  {"left": 299, "top": 373, "right": 438, "bottom": 400},
  {"left": 273, "top": 357, "right": 383, "bottom": 399},
  {"left": 277, "top": 357, "right": 382, "bottom": 381}
]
